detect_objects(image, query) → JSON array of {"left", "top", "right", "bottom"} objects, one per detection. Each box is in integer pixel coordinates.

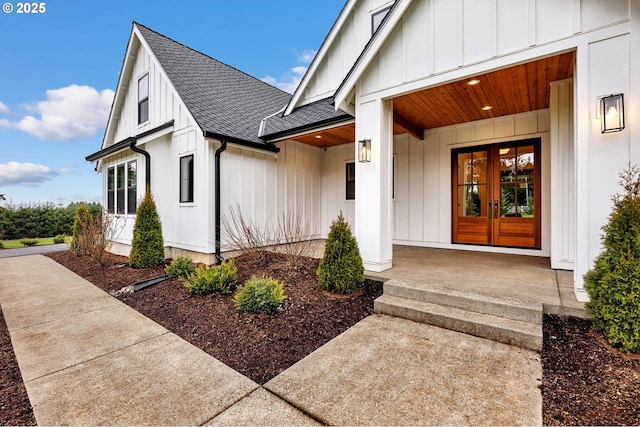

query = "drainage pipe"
[
  {"left": 214, "top": 140, "right": 227, "bottom": 263},
  {"left": 129, "top": 140, "right": 151, "bottom": 192}
]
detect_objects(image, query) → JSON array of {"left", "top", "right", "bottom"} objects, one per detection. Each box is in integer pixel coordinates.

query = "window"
[
  {"left": 180, "top": 155, "right": 194, "bottom": 203},
  {"left": 346, "top": 162, "right": 355, "bottom": 200},
  {"left": 116, "top": 164, "right": 125, "bottom": 214},
  {"left": 127, "top": 161, "right": 137, "bottom": 214},
  {"left": 107, "top": 167, "right": 115, "bottom": 213},
  {"left": 138, "top": 73, "right": 149, "bottom": 124},
  {"left": 371, "top": 5, "right": 392, "bottom": 34}
]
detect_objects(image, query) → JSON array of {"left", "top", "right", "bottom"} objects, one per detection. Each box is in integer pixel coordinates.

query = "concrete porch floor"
[{"left": 366, "top": 245, "right": 588, "bottom": 318}]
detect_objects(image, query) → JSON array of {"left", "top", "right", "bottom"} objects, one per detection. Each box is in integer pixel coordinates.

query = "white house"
[{"left": 87, "top": 0, "right": 640, "bottom": 303}]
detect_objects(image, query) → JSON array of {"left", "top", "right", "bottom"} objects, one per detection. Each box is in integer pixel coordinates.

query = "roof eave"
[
  {"left": 203, "top": 131, "right": 280, "bottom": 153},
  {"left": 260, "top": 114, "right": 353, "bottom": 142}
]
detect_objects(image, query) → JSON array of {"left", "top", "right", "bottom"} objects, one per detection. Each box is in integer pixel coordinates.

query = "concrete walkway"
[
  {"left": 0, "top": 243, "right": 68, "bottom": 258},
  {"left": 0, "top": 255, "right": 542, "bottom": 426}
]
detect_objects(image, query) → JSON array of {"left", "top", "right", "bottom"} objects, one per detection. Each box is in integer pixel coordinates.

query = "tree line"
[{"left": 0, "top": 202, "right": 102, "bottom": 240}]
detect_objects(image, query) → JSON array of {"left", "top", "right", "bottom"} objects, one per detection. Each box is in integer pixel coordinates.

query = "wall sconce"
[
  {"left": 600, "top": 94, "right": 625, "bottom": 133},
  {"left": 358, "top": 139, "right": 371, "bottom": 163}
]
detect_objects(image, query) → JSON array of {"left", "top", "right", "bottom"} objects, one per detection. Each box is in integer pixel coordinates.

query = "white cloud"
[
  {"left": 0, "top": 161, "right": 59, "bottom": 186},
  {"left": 0, "top": 101, "right": 9, "bottom": 115},
  {"left": 0, "top": 85, "right": 114, "bottom": 142},
  {"left": 261, "top": 49, "right": 317, "bottom": 94}
]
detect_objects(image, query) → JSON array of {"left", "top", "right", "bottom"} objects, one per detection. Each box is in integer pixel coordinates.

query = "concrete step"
[
  {"left": 382, "top": 279, "right": 542, "bottom": 325},
  {"left": 375, "top": 294, "right": 543, "bottom": 351}
]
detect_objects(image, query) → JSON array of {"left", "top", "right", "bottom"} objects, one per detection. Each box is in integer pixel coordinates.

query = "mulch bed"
[
  {"left": 2, "top": 250, "right": 640, "bottom": 425},
  {"left": 542, "top": 314, "right": 640, "bottom": 426},
  {"left": 0, "top": 308, "right": 36, "bottom": 426},
  {"left": 45, "top": 250, "right": 382, "bottom": 384}
]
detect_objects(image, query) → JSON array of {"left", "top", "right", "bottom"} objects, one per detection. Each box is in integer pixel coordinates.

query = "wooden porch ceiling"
[{"left": 291, "top": 51, "right": 575, "bottom": 147}]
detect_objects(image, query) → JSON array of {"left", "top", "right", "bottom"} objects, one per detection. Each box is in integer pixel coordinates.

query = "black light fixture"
[
  {"left": 600, "top": 94, "right": 625, "bottom": 133},
  {"left": 358, "top": 139, "right": 371, "bottom": 163}
]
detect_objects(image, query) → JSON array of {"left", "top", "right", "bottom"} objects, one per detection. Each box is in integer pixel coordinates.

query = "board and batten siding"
[
  {"left": 359, "top": 0, "right": 629, "bottom": 97},
  {"left": 111, "top": 42, "right": 193, "bottom": 144},
  {"left": 321, "top": 144, "right": 357, "bottom": 234},
  {"left": 300, "top": 0, "right": 395, "bottom": 106},
  {"left": 216, "top": 140, "right": 323, "bottom": 251}
]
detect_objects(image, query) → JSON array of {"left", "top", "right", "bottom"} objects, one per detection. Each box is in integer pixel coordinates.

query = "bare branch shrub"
[
  {"left": 222, "top": 204, "right": 317, "bottom": 264},
  {"left": 222, "top": 204, "right": 276, "bottom": 260},
  {"left": 275, "top": 209, "right": 317, "bottom": 264},
  {"left": 69, "top": 211, "right": 125, "bottom": 265}
]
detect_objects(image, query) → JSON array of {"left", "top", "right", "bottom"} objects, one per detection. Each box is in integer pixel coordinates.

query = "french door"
[{"left": 452, "top": 138, "right": 541, "bottom": 249}]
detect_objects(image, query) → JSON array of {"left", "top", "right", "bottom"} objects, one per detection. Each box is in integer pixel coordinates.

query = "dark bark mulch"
[
  {"left": 0, "top": 307, "right": 36, "bottom": 426},
  {"left": 45, "top": 250, "right": 382, "bottom": 385},
  {"left": 542, "top": 314, "right": 640, "bottom": 426}
]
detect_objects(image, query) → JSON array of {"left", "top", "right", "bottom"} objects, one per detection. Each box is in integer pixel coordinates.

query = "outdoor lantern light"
[
  {"left": 358, "top": 139, "right": 371, "bottom": 163},
  {"left": 600, "top": 94, "right": 625, "bottom": 133}
]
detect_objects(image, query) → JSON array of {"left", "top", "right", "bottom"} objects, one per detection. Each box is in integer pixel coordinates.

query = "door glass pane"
[
  {"left": 517, "top": 145, "right": 535, "bottom": 182},
  {"left": 458, "top": 184, "right": 486, "bottom": 217},
  {"left": 518, "top": 182, "right": 535, "bottom": 217},
  {"left": 500, "top": 183, "right": 517, "bottom": 217},
  {"left": 499, "top": 147, "right": 516, "bottom": 182},
  {"left": 458, "top": 152, "right": 472, "bottom": 184}
]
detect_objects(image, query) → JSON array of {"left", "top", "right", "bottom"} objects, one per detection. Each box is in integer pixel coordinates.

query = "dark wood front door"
[{"left": 452, "top": 139, "right": 541, "bottom": 249}]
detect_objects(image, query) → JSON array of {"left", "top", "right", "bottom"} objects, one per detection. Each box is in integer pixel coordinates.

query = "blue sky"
[{"left": 0, "top": 0, "right": 346, "bottom": 206}]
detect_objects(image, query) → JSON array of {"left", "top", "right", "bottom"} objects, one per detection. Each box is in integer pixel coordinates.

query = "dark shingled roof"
[
  {"left": 259, "top": 97, "right": 353, "bottom": 140},
  {"left": 135, "top": 22, "right": 292, "bottom": 146}
]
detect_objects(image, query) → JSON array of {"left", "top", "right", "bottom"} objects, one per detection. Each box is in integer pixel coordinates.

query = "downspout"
[
  {"left": 214, "top": 140, "right": 227, "bottom": 263},
  {"left": 129, "top": 140, "right": 151, "bottom": 192}
]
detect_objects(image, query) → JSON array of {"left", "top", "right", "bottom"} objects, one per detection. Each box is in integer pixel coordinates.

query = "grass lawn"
[{"left": 1, "top": 237, "right": 58, "bottom": 249}]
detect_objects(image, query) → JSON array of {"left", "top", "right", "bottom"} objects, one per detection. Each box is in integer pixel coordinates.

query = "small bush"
[
  {"left": 53, "top": 234, "right": 66, "bottom": 244},
  {"left": 0, "top": 241, "right": 4, "bottom": 249},
  {"left": 183, "top": 258, "right": 237, "bottom": 295},
  {"left": 166, "top": 256, "right": 196, "bottom": 279},
  {"left": 129, "top": 191, "right": 165, "bottom": 268},
  {"left": 20, "top": 238, "right": 39, "bottom": 247},
  {"left": 234, "top": 274, "right": 286, "bottom": 314},
  {"left": 317, "top": 212, "right": 364, "bottom": 294},
  {"left": 69, "top": 204, "right": 90, "bottom": 255},
  {"left": 585, "top": 164, "right": 640, "bottom": 353}
]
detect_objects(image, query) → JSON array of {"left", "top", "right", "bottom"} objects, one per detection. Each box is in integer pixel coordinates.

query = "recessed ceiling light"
[
  {"left": 482, "top": 105, "right": 493, "bottom": 111},
  {"left": 315, "top": 135, "right": 322, "bottom": 139},
  {"left": 467, "top": 79, "right": 480, "bottom": 86}
]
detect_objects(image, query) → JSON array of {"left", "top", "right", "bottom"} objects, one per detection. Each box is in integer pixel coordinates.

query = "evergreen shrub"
[
  {"left": 129, "top": 191, "right": 165, "bottom": 268},
  {"left": 234, "top": 274, "right": 286, "bottom": 314},
  {"left": 184, "top": 258, "right": 237, "bottom": 295},
  {"left": 165, "top": 256, "right": 196, "bottom": 279},
  {"left": 317, "top": 212, "right": 364, "bottom": 294},
  {"left": 0, "top": 241, "right": 4, "bottom": 249},
  {"left": 585, "top": 164, "right": 640, "bottom": 353},
  {"left": 53, "top": 234, "right": 66, "bottom": 244},
  {"left": 70, "top": 204, "right": 90, "bottom": 254},
  {"left": 20, "top": 238, "right": 38, "bottom": 247}
]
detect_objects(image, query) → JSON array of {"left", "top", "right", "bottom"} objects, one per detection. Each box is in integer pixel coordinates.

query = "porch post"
[{"left": 354, "top": 97, "right": 393, "bottom": 272}]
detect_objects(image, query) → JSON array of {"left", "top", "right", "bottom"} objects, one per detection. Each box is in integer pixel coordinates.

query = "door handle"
[
  {"left": 488, "top": 201, "right": 492, "bottom": 218},
  {"left": 494, "top": 200, "right": 499, "bottom": 219}
]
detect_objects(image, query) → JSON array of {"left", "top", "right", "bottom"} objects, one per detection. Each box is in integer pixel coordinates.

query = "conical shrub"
[
  {"left": 129, "top": 191, "right": 164, "bottom": 268},
  {"left": 317, "top": 212, "right": 364, "bottom": 294},
  {"left": 585, "top": 164, "right": 640, "bottom": 353}
]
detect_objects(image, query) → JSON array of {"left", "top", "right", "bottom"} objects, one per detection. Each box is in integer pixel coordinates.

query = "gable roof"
[{"left": 135, "top": 22, "right": 292, "bottom": 147}]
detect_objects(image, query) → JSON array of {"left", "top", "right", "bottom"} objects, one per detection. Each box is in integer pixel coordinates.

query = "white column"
[{"left": 354, "top": 97, "right": 393, "bottom": 272}]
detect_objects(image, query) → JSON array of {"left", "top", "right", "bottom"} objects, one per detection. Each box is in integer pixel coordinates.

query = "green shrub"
[
  {"left": 317, "top": 212, "right": 364, "bottom": 294},
  {"left": 53, "top": 234, "right": 66, "bottom": 244},
  {"left": 69, "top": 203, "right": 90, "bottom": 255},
  {"left": 234, "top": 274, "right": 286, "bottom": 314},
  {"left": 166, "top": 256, "right": 196, "bottom": 279},
  {"left": 0, "top": 241, "right": 4, "bottom": 249},
  {"left": 585, "top": 164, "right": 640, "bottom": 353},
  {"left": 183, "top": 258, "right": 237, "bottom": 295},
  {"left": 129, "top": 191, "right": 165, "bottom": 268},
  {"left": 20, "top": 238, "right": 38, "bottom": 247}
]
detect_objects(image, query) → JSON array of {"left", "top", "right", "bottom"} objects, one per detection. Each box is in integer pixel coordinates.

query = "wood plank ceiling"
[{"left": 291, "top": 51, "right": 575, "bottom": 147}]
